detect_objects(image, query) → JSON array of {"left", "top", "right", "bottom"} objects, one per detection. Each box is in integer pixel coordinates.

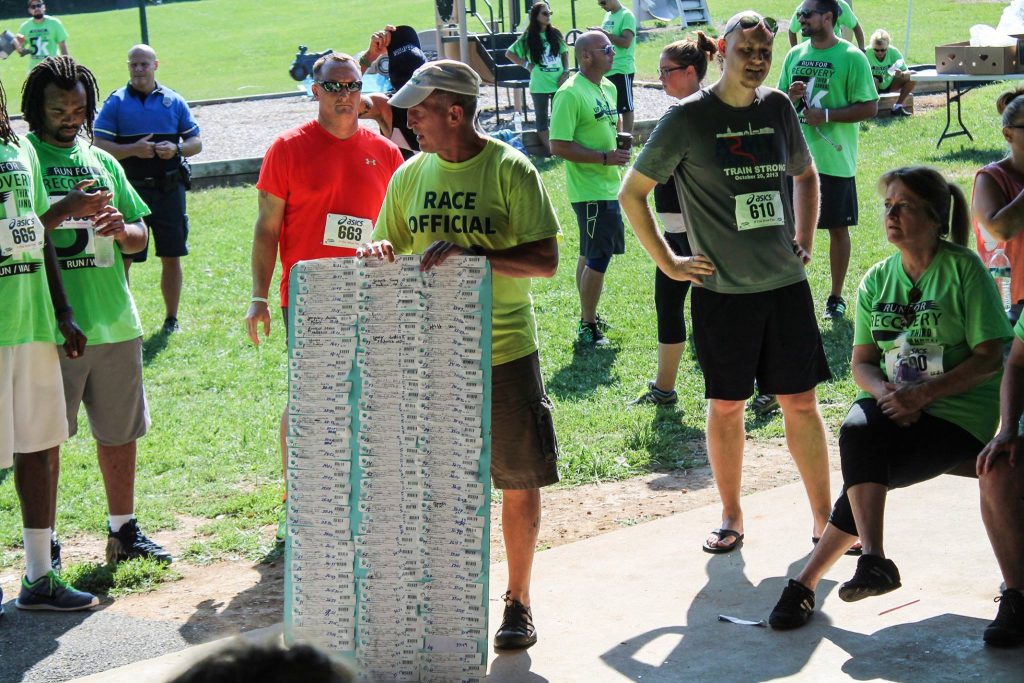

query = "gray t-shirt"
[{"left": 634, "top": 87, "right": 812, "bottom": 294}]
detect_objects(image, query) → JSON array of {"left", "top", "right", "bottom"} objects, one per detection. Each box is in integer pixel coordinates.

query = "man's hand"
[
  {"left": 245, "top": 301, "right": 271, "bottom": 346},
  {"left": 793, "top": 240, "right": 811, "bottom": 265},
  {"left": 56, "top": 312, "right": 86, "bottom": 359},
  {"left": 803, "top": 107, "right": 826, "bottom": 126},
  {"left": 132, "top": 134, "right": 156, "bottom": 159},
  {"left": 977, "top": 430, "right": 1020, "bottom": 475},
  {"left": 420, "top": 241, "right": 474, "bottom": 271},
  {"left": 606, "top": 148, "right": 630, "bottom": 166},
  {"left": 57, "top": 180, "right": 113, "bottom": 221},
  {"left": 357, "top": 240, "right": 396, "bottom": 263},
  {"left": 878, "top": 381, "right": 929, "bottom": 426},
  {"left": 665, "top": 254, "right": 715, "bottom": 285},
  {"left": 154, "top": 141, "right": 178, "bottom": 160},
  {"left": 787, "top": 81, "right": 807, "bottom": 104},
  {"left": 92, "top": 206, "right": 127, "bottom": 241}
]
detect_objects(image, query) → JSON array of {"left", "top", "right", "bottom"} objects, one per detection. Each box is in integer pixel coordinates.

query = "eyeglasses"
[
  {"left": 902, "top": 286, "right": 922, "bottom": 328},
  {"left": 1007, "top": 124, "right": 1024, "bottom": 130},
  {"left": 723, "top": 14, "right": 778, "bottom": 38},
  {"left": 795, "top": 9, "right": 825, "bottom": 20},
  {"left": 589, "top": 45, "right": 615, "bottom": 56},
  {"left": 658, "top": 65, "right": 687, "bottom": 77},
  {"left": 29, "top": 2, "right": 43, "bottom": 7},
  {"left": 316, "top": 80, "right": 362, "bottom": 93}
]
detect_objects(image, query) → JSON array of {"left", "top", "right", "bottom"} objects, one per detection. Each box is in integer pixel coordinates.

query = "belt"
[{"left": 128, "top": 174, "right": 180, "bottom": 190}]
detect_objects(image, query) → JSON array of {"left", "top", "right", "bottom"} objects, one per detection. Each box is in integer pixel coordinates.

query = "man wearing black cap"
[
  {"left": 360, "top": 59, "right": 561, "bottom": 652},
  {"left": 358, "top": 25, "right": 426, "bottom": 159}
]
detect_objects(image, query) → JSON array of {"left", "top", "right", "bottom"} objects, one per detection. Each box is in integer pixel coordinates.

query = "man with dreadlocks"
[
  {"left": 0, "top": 67, "right": 115, "bottom": 613},
  {"left": 22, "top": 55, "right": 172, "bottom": 575},
  {"left": 94, "top": 44, "right": 202, "bottom": 335}
]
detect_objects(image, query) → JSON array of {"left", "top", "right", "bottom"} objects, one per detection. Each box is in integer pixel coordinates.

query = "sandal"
[
  {"left": 812, "top": 536, "right": 863, "bottom": 556},
  {"left": 703, "top": 528, "right": 744, "bottom": 554}
]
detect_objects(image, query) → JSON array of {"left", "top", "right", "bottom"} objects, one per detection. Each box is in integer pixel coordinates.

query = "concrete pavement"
[{"left": 67, "top": 472, "right": 1023, "bottom": 682}]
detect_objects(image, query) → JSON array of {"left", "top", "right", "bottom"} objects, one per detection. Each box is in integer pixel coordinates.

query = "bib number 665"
[{"left": 7, "top": 217, "right": 37, "bottom": 244}]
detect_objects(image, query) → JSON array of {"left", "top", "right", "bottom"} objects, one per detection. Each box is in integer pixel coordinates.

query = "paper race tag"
[
  {"left": 734, "top": 191, "right": 784, "bottom": 231},
  {"left": 323, "top": 213, "right": 373, "bottom": 249},
  {"left": 0, "top": 212, "right": 45, "bottom": 256},
  {"left": 884, "top": 343, "right": 944, "bottom": 382}
]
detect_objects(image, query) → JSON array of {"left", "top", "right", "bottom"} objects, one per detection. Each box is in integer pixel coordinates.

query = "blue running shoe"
[{"left": 15, "top": 571, "right": 98, "bottom": 611}]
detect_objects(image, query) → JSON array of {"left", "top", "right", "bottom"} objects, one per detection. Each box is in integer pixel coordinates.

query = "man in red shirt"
[{"left": 245, "top": 53, "right": 404, "bottom": 543}]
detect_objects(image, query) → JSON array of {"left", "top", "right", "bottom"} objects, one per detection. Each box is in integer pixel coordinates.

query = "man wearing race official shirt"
[
  {"left": 245, "top": 52, "right": 403, "bottom": 545},
  {"left": 93, "top": 44, "right": 203, "bottom": 334}
]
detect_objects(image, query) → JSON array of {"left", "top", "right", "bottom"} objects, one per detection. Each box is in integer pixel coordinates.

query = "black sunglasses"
[
  {"left": 795, "top": 9, "right": 826, "bottom": 20},
  {"left": 316, "top": 80, "right": 363, "bottom": 93},
  {"left": 658, "top": 65, "right": 687, "bottom": 77},
  {"left": 902, "top": 286, "right": 922, "bottom": 328},
  {"left": 724, "top": 14, "right": 779, "bottom": 38}
]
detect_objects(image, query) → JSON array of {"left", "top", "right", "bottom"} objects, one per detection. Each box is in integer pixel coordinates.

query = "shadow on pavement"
[
  {"left": 487, "top": 651, "right": 549, "bottom": 682},
  {"left": 0, "top": 600, "right": 97, "bottom": 681}
]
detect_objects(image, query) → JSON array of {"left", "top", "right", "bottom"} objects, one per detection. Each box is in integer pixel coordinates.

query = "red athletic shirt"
[{"left": 257, "top": 121, "right": 404, "bottom": 306}]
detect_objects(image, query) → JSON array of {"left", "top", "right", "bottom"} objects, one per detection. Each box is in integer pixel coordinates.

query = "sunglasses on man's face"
[
  {"left": 29, "top": 3, "right": 43, "bottom": 8},
  {"left": 724, "top": 14, "right": 778, "bottom": 38},
  {"left": 589, "top": 44, "right": 615, "bottom": 56},
  {"left": 317, "top": 80, "right": 362, "bottom": 93},
  {"left": 795, "top": 9, "right": 825, "bottom": 20}
]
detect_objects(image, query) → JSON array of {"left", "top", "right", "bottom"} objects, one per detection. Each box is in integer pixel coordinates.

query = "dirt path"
[{"left": 56, "top": 437, "right": 840, "bottom": 643}]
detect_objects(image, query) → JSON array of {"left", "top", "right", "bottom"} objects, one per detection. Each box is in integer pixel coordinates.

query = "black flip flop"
[
  {"left": 703, "top": 528, "right": 744, "bottom": 554},
  {"left": 812, "top": 536, "right": 863, "bottom": 556}
]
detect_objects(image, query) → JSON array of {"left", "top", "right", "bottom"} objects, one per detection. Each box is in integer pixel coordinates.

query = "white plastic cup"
[{"left": 93, "top": 231, "right": 115, "bottom": 268}]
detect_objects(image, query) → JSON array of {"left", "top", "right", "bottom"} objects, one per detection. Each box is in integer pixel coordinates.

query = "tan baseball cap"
[{"left": 388, "top": 59, "right": 481, "bottom": 108}]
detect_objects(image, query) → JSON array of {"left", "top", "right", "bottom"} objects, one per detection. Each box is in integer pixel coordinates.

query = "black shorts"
[
  {"left": 817, "top": 173, "right": 858, "bottom": 230},
  {"left": 572, "top": 200, "right": 625, "bottom": 260},
  {"left": 490, "top": 351, "right": 559, "bottom": 489},
  {"left": 128, "top": 184, "right": 189, "bottom": 262},
  {"left": 655, "top": 230, "right": 692, "bottom": 344},
  {"left": 690, "top": 280, "right": 832, "bottom": 400},
  {"left": 607, "top": 72, "right": 635, "bottom": 113}
]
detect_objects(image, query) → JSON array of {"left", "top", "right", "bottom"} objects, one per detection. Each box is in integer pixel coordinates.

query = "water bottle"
[
  {"left": 988, "top": 248, "right": 1012, "bottom": 314},
  {"left": 92, "top": 230, "right": 115, "bottom": 268},
  {"left": 511, "top": 112, "right": 523, "bottom": 133}
]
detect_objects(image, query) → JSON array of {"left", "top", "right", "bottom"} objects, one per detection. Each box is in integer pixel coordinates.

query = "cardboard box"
[{"left": 936, "top": 36, "right": 1024, "bottom": 75}]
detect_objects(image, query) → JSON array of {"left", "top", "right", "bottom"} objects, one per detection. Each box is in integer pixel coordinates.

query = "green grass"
[
  {"left": 62, "top": 557, "right": 180, "bottom": 597},
  {"left": 0, "top": 0, "right": 1013, "bottom": 570}
]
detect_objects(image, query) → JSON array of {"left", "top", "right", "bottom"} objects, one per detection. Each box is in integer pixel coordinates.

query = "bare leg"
[
  {"left": 846, "top": 482, "right": 888, "bottom": 557},
  {"left": 654, "top": 342, "right": 685, "bottom": 392},
  {"left": 502, "top": 488, "right": 541, "bottom": 605},
  {"left": 98, "top": 441, "right": 137, "bottom": 516},
  {"left": 828, "top": 227, "right": 851, "bottom": 299},
  {"left": 980, "top": 459, "right": 1024, "bottom": 590},
  {"left": 538, "top": 130, "right": 551, "bottom": 156},
  {"left": 160, "top": 256, "right": 182, "bottom": 320},
  {"left": 579, "top": 266, "right": 605, "bottom": 324},
  {"left": 706, "top": 399, "right": 746, "bottom": 547},
  {"left": 575, "top": 256, "right": 585, "bottom": 296},
  {"left": 776, "top": 390, "right": 832, "bottom": 538},
  {"left": 15, "top": 449, "right": 55, "bottom": 529},
  {"left": 46, "top": 446, "right": 59, "bottom": 529},
  {"left": 621, "top": 110, "right": 634, "bottom": 135},
  {"left": 795, "top": 523, "right": 859, "bottom": 590},
  {"left": 896, "top": 76, "right": 916, "bottom": 107}
]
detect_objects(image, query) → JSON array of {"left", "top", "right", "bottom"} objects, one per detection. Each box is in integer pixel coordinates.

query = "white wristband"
[
  {"left": 251, "top": 296, "right": 269, "bottom": 304},
  {"left": 825, "top": 109, "right": 830, "bottom": 123}
]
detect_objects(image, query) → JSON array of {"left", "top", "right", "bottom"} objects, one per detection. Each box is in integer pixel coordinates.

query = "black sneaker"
[
  {"left": 891, "top": 104, "right": 912, "bottom": 117},
  {"left": 595, "top": 314, "right": 612, "bottom": 332},
  {"left": 106, "top": 518, "right": 173, "bottom": 565},
  {"left": 748, "top": 393, "right": 779, "bottom": 417},
  {"left": 576, "top": 321, "right": 609, "bottom": 347},
  {"left": 984, "top": 588, "right": 1024, "bottom": 647},
  {"left": 51, "top": 536, "right": 61, "bottom": 572},
  {"left": 161, "top": 317, "right": 180, "bottom": 334},
  {"left": 823, "top": 295, "right": 847, "bottom": 320},
  {"left": 838, "top": 554, "right": 901, "bottom": 602},
  {"left": 769, "top": 579, "right": 815, "bottom": 629},
  {"left": 629, "top": 381, "right": 678, "bottom": 406},
  {"left": 493, "top": 591, "right": 537, "bottom": 651}
]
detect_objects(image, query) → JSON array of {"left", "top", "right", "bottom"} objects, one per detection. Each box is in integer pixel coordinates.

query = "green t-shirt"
[
  {"left": 853, "top": 241, "right": 1012, "bottom": 443},
  {"left": 371, "top": 138, "right": 561, "bottom": 366},
  {"left": 0, "top": 138, "right": 56, "bottom": 347},
  {"left": 866, "top": 46, "right": 907, "bottom": 92},
  {"left": 548, "top": 73, "right": 620, "bottom": 202},
  {"left": 602, "top": 7, "right": 636, "bottom": 76},
  {"left": 1015, "top": 314, "right": 1024, "bottom": 343},
  {"left": 28, "top": 133, "right": 149, "bottom": 345},
  {"left": 18, "top": 16, "right": 68, "bottom": 67},
  {"left": 509, "top": 33, "right": 567, "bottom": 94},
  {"left": 789, "top": 0, "right": 858, "bottom": 41},
  {"left": 779, "top": 39, "right": 877, "bottom": 178}
]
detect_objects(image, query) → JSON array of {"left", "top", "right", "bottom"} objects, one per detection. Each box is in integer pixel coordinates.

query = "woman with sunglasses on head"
[
  {"left": 630, "top": 32, "right": 717, "bottom": 406},
  {"left": 972, "top": 88, "right": 1024, "bottom": 322},
  {"left": 505, "top": 2, "right": 568, "bottom": 156},
  {"left": 770, "top": 166, "right": 1012, "bottom": 630}
]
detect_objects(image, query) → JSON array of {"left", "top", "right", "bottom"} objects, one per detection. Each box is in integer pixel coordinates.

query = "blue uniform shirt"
[{"left": 94, "top": 82, "right": 200, "bottom": 180}]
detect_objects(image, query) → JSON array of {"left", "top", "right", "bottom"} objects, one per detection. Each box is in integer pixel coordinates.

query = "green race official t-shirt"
[
  {"left": 18, "top": 16, "right": 68, "bottom": 67},
  {"left": 853, "top": 241, "right": 1012, "bottom": 444},
  {"left": 1015, "top": 314, "right": 1024, "bottom": 343},
  {"left": 634, "top": 87, "right": 811, "bottom": 294},
  {"left": 779, "top": 39, "right": 877, "bottom": 178},
  {"left": 549, "top": 72, "right": 620, "bottom": 202},
  {"left": 28, "top": 133, "right": 149, "bottom": 345},
  {"left": 372, "top": 138, "right": 561, "bottom": 366},
  {"left": 509, "top": 33, "right": 567, "bottom": 94},
  {"left": 0, "top": 138, "right": 56, "bottom": 346},
  {"left": 866, "top": 46, "right": 907, "bottom": 92},
  {"left": 602, "top": 6, "right": 636, "bottom": 76},
  {"left": 789, "top": 0, "right": 858, "bottom": 42}
]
